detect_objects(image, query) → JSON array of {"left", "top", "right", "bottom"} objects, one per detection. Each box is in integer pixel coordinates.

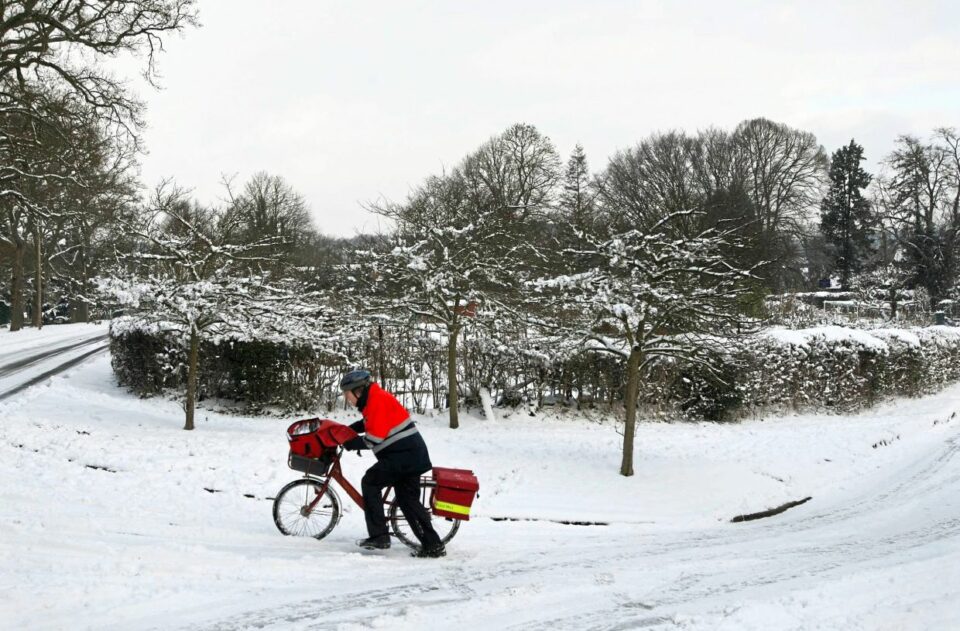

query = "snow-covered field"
[{"left": 2, "top": 325, "right": 959, "bottom": 630}]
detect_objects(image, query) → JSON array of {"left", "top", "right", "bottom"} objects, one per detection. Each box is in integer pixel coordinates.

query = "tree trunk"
[
  {"left": 447, "top": 324, "right": 460, "bottom": 429},
  {"left": 9, "top": 235, "right": 26, "bottom": 331},
  {"left": 377, "top": 323, "right": 386, "bottom": 384},
  {"left": 74, "top": 226, "right": 90, "bottom": 323},
  {"left": 184, "top": 328, "right": 199, "bottom": 431},
  {"left": 32, "top": 224, "right": 42, "bottom": 329},
  {"left": 619, "top": 347, "right": 642, "bottom": 476}
]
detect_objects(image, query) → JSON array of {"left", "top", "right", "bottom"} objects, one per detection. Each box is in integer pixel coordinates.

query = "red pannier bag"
[
  {"left": 286, "top": 419, "right": 359, "bottom": 458},
  {"left": 431, "top": 467, "right": 479, "bottom": 521},
  {"left": 286, "top": 419, "right": 360, "bottom": 476}
]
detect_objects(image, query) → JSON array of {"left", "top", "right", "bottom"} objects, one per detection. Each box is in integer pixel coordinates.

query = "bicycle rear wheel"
[
  {"left": 273, "top": 478, "right": 342, "bottom": 540},
  {"left": 388, "top": 478, "right": 460, "bottom": 549}
]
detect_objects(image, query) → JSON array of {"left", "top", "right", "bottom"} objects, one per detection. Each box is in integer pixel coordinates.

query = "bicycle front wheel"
[
  {"left": 273, "top": 478, "right": 342, "bottom": 540},
  {"left": 388, "top": 479, "right": 460, "bottom": 549}
]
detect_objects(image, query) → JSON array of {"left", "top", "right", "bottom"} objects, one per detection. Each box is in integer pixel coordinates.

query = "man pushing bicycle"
[{"left": 340, "top": 369, "right": 446, "bottom": 558}]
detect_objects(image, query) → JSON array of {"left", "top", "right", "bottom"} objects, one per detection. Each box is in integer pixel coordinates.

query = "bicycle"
[{"left": 272, "top": 444, "right": 461, "bottom": 549}]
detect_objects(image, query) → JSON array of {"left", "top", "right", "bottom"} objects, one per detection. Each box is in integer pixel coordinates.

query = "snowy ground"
[{"left": 1, "top": 325, "right": 959, "bottom": 630}]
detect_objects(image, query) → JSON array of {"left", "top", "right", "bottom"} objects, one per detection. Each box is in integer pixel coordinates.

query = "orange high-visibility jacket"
[{"left": 359, "top": 383, "right": 419, "bottom": 455}]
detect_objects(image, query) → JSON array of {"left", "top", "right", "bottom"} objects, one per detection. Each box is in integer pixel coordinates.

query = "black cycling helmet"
[{"left": 340, "top": 369, "right": 372, "bottom": 392}]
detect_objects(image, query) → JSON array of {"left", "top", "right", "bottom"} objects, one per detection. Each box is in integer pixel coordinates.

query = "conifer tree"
[
  {"left": 559, "top": 144, "right": 596, "bottom": 230},
  {"left": 819, "top": 140, "right": 874, "bottom": 287}
]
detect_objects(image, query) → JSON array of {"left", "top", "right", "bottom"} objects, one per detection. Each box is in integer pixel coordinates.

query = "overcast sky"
[{"left": 125, "top": 0, "right": 960, "bottom": 237}]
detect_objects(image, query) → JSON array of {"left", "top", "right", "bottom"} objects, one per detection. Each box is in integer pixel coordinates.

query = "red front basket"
[{"left": 432, "top": 467, "right": 479, "bottom": 521}]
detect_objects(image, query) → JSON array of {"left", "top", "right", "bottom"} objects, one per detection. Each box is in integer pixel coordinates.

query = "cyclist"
[{"left": 340, "top": 369, "right": 446, "bottom": 558}]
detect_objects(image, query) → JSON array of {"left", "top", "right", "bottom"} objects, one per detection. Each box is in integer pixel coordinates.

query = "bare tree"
[
  {"left": 596, "top": 128, "right": 766, "bottom": 283},
  {"left": 1, "top": 90, "right": 94, "bottom": 329},
  {"left": 363, "top": 173, "right": 496, "bottom": 430},
  {"left": 364, "top": 123, "right": 560, "bottom": 429},
  {"left": 460, "top": 123, "right": 560, "bottom": 222},
  {"left": 531, "top": 210, "right": 761, "bottom": 476},
  {"left": 731, "top": 118, "right": 828, "bottom": 290},
  {"left": 936, "top": 128, "right": 960, "bottom": 300},
  {"left": 0, "top": 1, "right": 197, "bottom": 134},
  {"left": 58, "top": 138, "right": 139, "bottom": 322},
  {"left": 221, "top": 172, "right": 315, "bottom": 272},
  {"left": 689, "top": 127, "right": 747, "bottom": 196},
  {"left": 107, "top": 181, "right": 318, "bottom": 430},
  {"left": 600, "top": 131, "right": 701, "bottom": 233},
  {"left": 874, "top": 131, "right": 960, "bottom": 306},
  {"left": 0, "top": 1, "right": 197, "bottom": 328},
  {"left": 732, "top": 118, "right": 827, "bottom": 236}
]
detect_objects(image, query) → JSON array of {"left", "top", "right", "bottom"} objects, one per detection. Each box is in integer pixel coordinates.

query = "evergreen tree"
[
  {"left": 820, "top": 140, "right": 874, "bottom": 287},
  {"left": 559, "top": 144, "right": 596, "bottom": 229}
]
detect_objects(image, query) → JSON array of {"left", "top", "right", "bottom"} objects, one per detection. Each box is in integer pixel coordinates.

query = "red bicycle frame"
[{"left": 301, "top": 448, "right": 416, "bottom": 514}]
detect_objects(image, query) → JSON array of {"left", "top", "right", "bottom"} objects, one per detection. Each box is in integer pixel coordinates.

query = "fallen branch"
[{"left": 731, "top": 496, "right": 812, "bottom": 523}]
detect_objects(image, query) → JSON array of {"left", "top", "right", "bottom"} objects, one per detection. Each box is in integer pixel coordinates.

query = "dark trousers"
[{"left": 361, "top": 459, "right": 441, "bottom": 548}]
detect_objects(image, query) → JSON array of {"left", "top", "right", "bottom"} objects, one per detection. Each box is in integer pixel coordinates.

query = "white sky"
[{"left": 125, "top": 0, "right": 960, "bottom": 237}]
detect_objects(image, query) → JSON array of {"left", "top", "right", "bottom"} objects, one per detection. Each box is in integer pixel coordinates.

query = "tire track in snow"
[
  {"left": 0, "top": 342, "right": 110, "bottom": 402},
  {"left": 0, "top": 333, "right": 108, "bottom": 378},
  {"left": 514, "top": 431, "right": 960, "bottom": 629},
  {"left": 192, "top": 580, "right": 477, "bottom": 631}
]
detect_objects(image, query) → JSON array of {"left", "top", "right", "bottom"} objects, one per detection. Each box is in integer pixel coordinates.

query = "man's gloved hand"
[{"left": 343, "top": 436, "right": 366, "bottom": 452}]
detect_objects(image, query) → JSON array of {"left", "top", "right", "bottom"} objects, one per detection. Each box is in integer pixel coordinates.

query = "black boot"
[
  {"left": 411, "top": 543, "right": 446, "bottom": 558},
  {"left": 356, "top": 534, "right": 391, "bottom": 550}
]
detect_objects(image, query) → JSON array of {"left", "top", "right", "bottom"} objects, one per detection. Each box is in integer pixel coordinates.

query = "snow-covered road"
[
  {"left": 1, "top": 324, "right": 958, "bottom": 630},
  {"left": 0, "top": 324, "right": 109, "bottom": 401}
]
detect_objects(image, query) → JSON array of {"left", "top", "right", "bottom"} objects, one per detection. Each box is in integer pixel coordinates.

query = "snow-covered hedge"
[
  {"left": 111, "top": 316, "right": 960, "bottom": 421},
  {"left": 110, "top": 317, "right": 352, "bottom": 411},
  {"left": 648, "top": 326, "right": 960, "bottom": 420}
]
